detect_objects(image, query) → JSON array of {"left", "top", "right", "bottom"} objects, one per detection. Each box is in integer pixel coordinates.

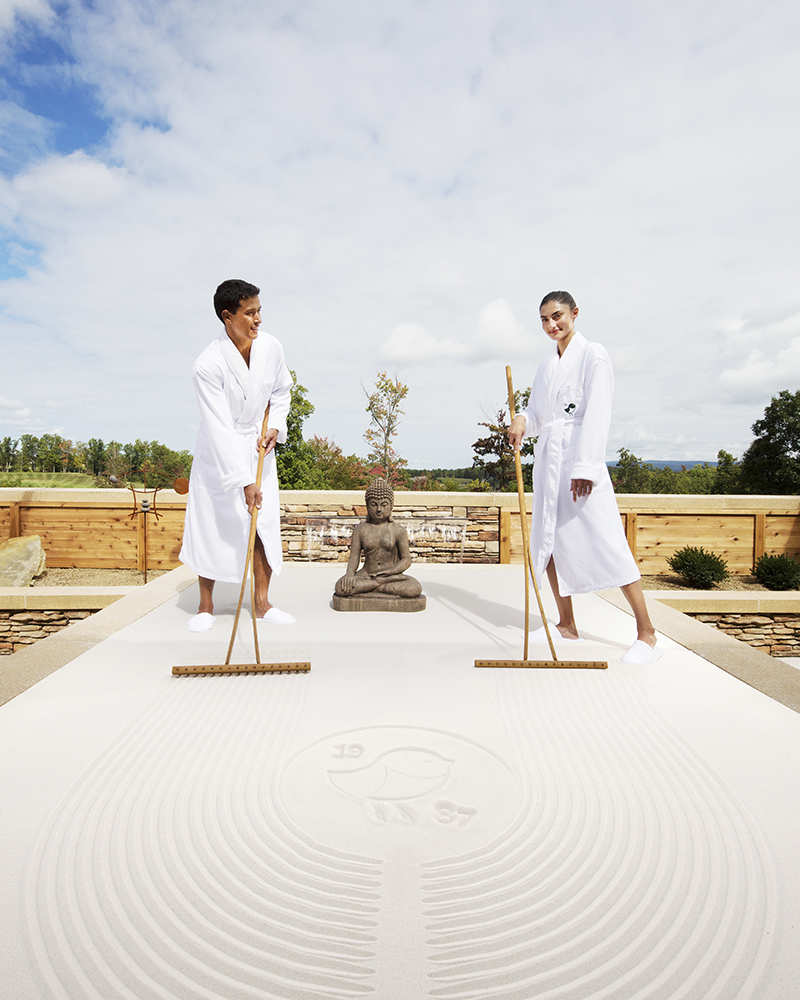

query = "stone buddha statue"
[{"left": 333, "top": 478, "right": 425, "bottom": 611}]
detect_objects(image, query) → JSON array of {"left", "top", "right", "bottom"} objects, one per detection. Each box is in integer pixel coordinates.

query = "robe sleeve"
[
  {"left": 519, "top": 381, "right": 543, "bottom": 438},
  {"left": 193, "top": 362, "right": 254, "bottom": 492},
  {"left": 570, "top": 351, "right": 614, "bottom": 486},
  {"left": 265, "top": 351, "right": 293, "bottom": 444}
]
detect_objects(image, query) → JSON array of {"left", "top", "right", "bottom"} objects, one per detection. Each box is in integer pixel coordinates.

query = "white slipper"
[
  {"left": 621, "top": 639, "right": 664, "bottom": 664},
  {"left": 188, "top": 612, "right": 214, "bottom": 632},
  {"left": 529, "top": 624, "right": 584, "bottom": 643},
  {"left": 259, "top": 607, "right": 296, "bottom": 625}
]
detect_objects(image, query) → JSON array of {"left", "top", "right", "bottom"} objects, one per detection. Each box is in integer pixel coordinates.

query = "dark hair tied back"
[{"left": 540, "top": 290, "right": 577, "bottom": 311}]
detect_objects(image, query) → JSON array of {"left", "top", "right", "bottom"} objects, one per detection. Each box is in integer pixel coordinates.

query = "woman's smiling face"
[{"left": 540, "top": 299, "right": 579, "bottom": 355}]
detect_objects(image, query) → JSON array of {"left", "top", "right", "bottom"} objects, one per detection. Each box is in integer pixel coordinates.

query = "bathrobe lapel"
[{"left": 216, "top": 333, "right": 268, "bottom": 426}]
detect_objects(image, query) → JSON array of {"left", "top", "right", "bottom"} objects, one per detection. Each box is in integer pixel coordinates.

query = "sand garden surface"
[{"left": 1, "top": 563, "right": 799, "bottom": 999}]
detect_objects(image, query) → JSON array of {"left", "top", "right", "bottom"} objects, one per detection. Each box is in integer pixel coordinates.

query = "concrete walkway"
[{"left": 1, "top": 563, "right": 799, "bottom": 999}]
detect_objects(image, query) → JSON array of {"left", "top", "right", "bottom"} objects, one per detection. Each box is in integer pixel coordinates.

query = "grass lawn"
[{"left": 0, "top": 472, "right": 97, "bottom": 488}]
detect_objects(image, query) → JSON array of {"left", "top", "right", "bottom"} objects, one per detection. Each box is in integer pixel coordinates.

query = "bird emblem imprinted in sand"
[{"left": 328, "top": 747, "right": 454, "bottom": 802}]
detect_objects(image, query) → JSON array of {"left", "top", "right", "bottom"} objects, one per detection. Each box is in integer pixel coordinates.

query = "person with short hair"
[
  {"left": 508, "top": 291, "right": 662, "bottom": 663},
  {"left": 180, "top": 279, "right": 295, "bottom": 630}
]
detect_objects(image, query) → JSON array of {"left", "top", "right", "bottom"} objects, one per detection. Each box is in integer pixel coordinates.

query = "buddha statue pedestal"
[{"left": 332, "top": 593, "right": 427, "bottom": 613}]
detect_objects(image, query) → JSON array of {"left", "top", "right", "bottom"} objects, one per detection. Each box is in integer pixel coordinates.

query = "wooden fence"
[
  {"left": 2, "top": 489, "right": 800, "bottom": 574},
  {"left": 501, "top": 496, "right": 800, "bottom": 573},
  {"left": 0, "top": 494, "right": 186, "bottom": 570}
]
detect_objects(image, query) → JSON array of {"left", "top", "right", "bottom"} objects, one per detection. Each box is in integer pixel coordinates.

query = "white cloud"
[
  {"left": 472, "top": 299, "right": 533, "bottom": 360},
  {"left": 381, "top": 299, "right": 533, "bottom": 364},
  {"left": 0, "top": 0, "right": 799, "bottom": 465},
  {"left": 381, "top": 322, "right": 467, "bottom": 363},
  {"left": 0, "top": 101, "right": 54, "bottom": 174},
  {"left": 14, "top": 152, "right": 128, "bottom": 210},
  {"left": 720, "top": 337, "right": 800, "bottom": 403},
  {"left": 0, "top": 0, "right": 52, "bottom": 36}
]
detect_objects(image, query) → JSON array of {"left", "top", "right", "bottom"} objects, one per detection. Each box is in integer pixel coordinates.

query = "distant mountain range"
[{"left": 607, "top": 460, "right": 717, "bottom": 470}]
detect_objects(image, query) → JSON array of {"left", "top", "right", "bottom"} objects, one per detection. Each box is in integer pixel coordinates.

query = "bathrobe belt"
[
  {"left": 535, "top": 414, "right": 583, "bottom": 564},
  {"left": 232, "top": 422, "right": 258, "bottom": 436}
]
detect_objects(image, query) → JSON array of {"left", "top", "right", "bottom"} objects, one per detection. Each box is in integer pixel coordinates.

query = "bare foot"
[{"left": 555, "top": 623, "right": 580, "bottom": 641}]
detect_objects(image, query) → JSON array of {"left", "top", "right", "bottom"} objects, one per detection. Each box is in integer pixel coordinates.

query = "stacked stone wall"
[
  {"left": 0, "top": 609, "right": 95, "bottom": 655},
  {"left": 688, "top": 613, "right": 800, "bottom": 657},
  {"left": 281, "top": 501, "right": 500, "bottom": 563}
]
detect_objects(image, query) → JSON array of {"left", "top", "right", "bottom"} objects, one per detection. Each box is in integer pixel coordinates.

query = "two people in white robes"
[
  {"left": 180, "top": 279, "right": 295, "bottom": 631},
  {"left": 508, "top": 291, "right": 662, "bottom": 664}
]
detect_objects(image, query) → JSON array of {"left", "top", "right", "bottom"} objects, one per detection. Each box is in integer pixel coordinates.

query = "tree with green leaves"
[
  {"left": 103, "top": 441, "right": 130, "bottom": 482},
  {"left": 142, "top": 441, "right": 193, "bottom": 489},
  {"left": 275, "top": 370, "right": 329, "bottom": 489},
  {"left": 609, "top": 448, "right": 653, "bottom": 493},
  {"left": 18, "top": 434, "right": 38, "bottom": 471},
  {"left": 71, "top": 441, "right": 88, "bottom": 473},
  {"left": 363, "top": 371, "right": 409, "bottom": 483},
  {"left": 0, "top": 437, "right": 19, "bottom": 472},
  {"left": 611, "top": 449, "right": 727, "bottom": 495},
  {"left": 711, "top": 449, "right": 741, "bottom": 494},
  {"left": 85, "top": 438, "right": 107, "bottom": 475},
  {"left": 37, "top": 433, "right": 65, "bottom": 472},
  {"left": 123, "top": 439, "right": 149, "bottom": 477},
  {"left": 739, "top": 390, "right": 800, "bottom": 494}
]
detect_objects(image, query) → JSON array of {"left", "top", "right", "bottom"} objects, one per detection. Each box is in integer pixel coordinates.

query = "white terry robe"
[
  {"left": 520, "top": 332, "right": 639, "bottom": 597},
  {"left": 179, "top": 331, "right": 293, "bottom": 584}
]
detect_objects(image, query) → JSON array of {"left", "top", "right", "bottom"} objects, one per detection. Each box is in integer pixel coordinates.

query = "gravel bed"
[
  {"left": 31, "top": 568, "right": 171, "bottom": 587},
  {"left": 24, "top": 568, "right": 768, "bottom": 592},
  {"left": 640, "top": 574, "right": 766, "bottom": 591}
]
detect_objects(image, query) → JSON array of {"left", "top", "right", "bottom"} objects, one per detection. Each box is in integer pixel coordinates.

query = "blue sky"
[{"left": 1, "top": 0, "right": 799, "bottom": 467}]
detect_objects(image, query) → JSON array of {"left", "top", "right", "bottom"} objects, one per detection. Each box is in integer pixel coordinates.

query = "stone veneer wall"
[
  {"left": 688, "top": 613, "right": 800, "bottom": 657},
  {"left": 280, "top": 491, "right": 506, "bottom": 563},
  {"left": 0, "top": 609, "right": 95, "bottom": 655}
]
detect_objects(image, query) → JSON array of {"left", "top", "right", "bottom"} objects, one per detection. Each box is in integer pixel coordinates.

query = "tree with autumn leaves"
[
  {"left": 276, "top": 370, "right": 412, "bottom": 489},
  {"left": 362, "top": 371, "right": 409, "bottom": 486},
  {"left": 471, "top": 389, "right": 534, "bottom": 491}
]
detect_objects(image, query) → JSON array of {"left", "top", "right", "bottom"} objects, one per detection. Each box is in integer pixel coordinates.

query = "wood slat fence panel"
[
  {"left": 19, "top": 505, "right": 140, "bottom": 568},
  {"left": 139, "top": 509, "right": 186, "bottom": 569},
  {"left": 634, "top": 514, "right": 756, "bottom": 574},
  {"left": 765, "top": 515, "right": 800, "bottom": 560}
]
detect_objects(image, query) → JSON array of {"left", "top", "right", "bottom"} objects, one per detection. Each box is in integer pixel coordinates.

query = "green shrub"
[
  {"left": 754, "top": 554, "right": 800, "bottom": 591},
  {"left": 666, "top": 546, "right": 730, "bottom": 589}
]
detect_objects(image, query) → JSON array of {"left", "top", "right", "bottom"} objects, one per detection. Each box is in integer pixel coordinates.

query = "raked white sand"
[{"left": 1, "top": 563, "right": 799, "bottom": 999}]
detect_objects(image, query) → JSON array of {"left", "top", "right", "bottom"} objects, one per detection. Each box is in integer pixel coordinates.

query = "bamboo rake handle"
[
  {"left": 506, "top": 367, "right": 558, "bottom": 663},
  {"left": 225, "top": 404, "right": 271, "bottom": 666}
]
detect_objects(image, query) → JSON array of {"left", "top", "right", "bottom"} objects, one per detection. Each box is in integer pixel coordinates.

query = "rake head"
[{"left": 172, "top": 662, "right": 311, "bottom": 676}]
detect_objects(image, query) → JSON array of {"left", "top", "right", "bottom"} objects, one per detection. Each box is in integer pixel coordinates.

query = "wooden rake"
[
  {"left": 174, "top": 405, "right": 310, "bottom": 677},
  {"left": 475, "top": 366, "right": 607, "bottom": 670}
]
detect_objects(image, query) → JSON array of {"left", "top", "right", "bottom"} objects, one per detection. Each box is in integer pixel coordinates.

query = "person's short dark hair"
[
  {"left": 213, "top": 279, "right": 260, "bottom": 321},
  {"left": 540, "top": 290, "right": 577, "bottom": 312}
]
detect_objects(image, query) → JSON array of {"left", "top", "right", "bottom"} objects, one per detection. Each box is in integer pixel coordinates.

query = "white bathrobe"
[
  {"left": 180, "top": 331, "right": 293, "bottom": 584},
  {"left": 520, "top": 332, "right": 639, "bottom": 597}
]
